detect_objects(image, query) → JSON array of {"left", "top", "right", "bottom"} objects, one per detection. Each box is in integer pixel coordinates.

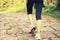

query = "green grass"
[{"left": 42, "top": 5, "right": 60, "bottom": 19}]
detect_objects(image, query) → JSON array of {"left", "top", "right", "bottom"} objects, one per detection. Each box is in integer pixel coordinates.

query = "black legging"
[{"left": 26, "top": 0, "right": 43, "bottom": 20}]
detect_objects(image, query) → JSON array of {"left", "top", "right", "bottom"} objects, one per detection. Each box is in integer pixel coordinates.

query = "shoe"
[
  {"left": 35, "top": 34, "right": 41, "bottom": 40},
  {"left": 29, "top": 27, "right": 36, "bottom": 34}
]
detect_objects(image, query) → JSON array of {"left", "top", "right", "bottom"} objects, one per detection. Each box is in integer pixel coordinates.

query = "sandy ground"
[{"left": 0, "top": 12, "right": 60, "bottom": 40}]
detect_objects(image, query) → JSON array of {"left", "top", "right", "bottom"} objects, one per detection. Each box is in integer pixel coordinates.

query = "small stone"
[
  {"left": 2, "top": 35, "right": 17, "bottom": 40},
  {"left": 52, "top": 38, "right": 60, "bottom": 40},
  {"left": 41, "top": 31, "right": 55, "bottom": 39},
  {"left": 43, "top": 39, "right": 49, "bottom": 40}
]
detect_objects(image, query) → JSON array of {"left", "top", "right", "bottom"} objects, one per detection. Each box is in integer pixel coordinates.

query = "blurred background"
[{"left": 0, "top": 0, "right": 60, "bottom": 19}]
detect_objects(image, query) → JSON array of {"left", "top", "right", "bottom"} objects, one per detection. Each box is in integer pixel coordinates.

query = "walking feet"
[
  {"left": 29, "top": 27, "right": 41, "bottom": 40},
  {"left": 35, "top": 33, "right": 41, "bottom": 40},
  {"left": 29, "top": 27, "right": 36, "bottom": 34}
]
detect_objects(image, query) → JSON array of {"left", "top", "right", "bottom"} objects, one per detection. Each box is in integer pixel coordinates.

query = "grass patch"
[{"left": 42, "top": 6, "right": 60, "bottom": 19}]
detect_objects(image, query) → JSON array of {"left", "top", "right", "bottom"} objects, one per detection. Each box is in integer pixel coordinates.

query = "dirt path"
[{"left": 0, "top": 12, "right": 60, "bottom": 40}]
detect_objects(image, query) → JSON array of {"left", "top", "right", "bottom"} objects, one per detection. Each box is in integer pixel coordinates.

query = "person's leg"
[
  {"left": 35, "top": 0, "right": 43, "bottom": 39},
  {"left": 35, "top": 4, "right": 42, "bottom": 35},
  {"left": 26, "top": 0, "right": 36, "bottom": 34},
  {"left": 27, "top": 14, "right": 34, "bottom": 27}
]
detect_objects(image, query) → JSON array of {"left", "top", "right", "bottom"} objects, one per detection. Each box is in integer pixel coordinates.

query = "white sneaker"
[{"left": 35, "top": 34, "right": 41, "bottom": 40}]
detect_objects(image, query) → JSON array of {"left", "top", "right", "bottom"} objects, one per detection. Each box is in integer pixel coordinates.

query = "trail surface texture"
[{"left": 0, "top": 12, "right": 60, "bottom": 40}]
